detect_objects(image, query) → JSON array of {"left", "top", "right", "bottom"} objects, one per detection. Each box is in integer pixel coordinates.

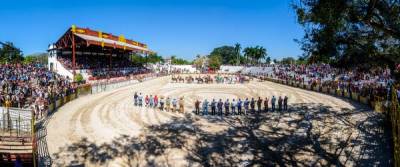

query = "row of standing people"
[
  {"left": 194, "top": 96, "right": 289, "bottom": 116},
  {"left": 133, "top": 92, "right": 185, "bottom": 113}
]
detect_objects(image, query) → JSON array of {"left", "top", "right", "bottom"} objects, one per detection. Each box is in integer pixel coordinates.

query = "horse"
[
  {"left": 171, "top": 76, "right": 178, "bottom": 83},
  {"left": 178, "top": 76, "right": 185, "bottom": 83},
  {"left": 196, "top": 77, "right": 204, "bottom": 84},
  {"left": 186, "top": 76, "right": 194, "bottom": 83}
]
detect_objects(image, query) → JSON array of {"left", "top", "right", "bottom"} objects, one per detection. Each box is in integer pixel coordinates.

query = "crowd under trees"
[{"left": 293, "top": 0, "right": 400, "bottom": 73}]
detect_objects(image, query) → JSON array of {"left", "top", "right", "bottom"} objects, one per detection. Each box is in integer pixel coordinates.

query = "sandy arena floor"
[{"left": 39, "top": 76, "right": 392, "bottom": 166}]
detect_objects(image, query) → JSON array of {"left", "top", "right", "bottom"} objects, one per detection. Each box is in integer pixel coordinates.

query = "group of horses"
[
  {"left": 171, "top": 75, "right": 251, "bottom": 84},
  {"left": 171, "top": 75, "right": 214, "bottom": 84}
]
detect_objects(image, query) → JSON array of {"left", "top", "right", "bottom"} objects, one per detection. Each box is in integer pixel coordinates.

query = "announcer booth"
[{"left": 48, "top": 25, "right": 153, "bottom": 81}]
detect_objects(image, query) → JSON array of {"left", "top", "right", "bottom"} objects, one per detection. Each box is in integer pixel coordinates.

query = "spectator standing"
[
  {"left": 145, "top": 95, "right": 149, "bottom": 107},
  {"left": 179, "top": 97, "right": 185, "bottom": 113},
  {"left": 202, "top": 99, "right": 209, "bottom": 115},
  {"left": 283, "top": 96, "right": 288, "bottom": 111},
  {"left": 278, "top": 96, "right": 283, "bottom": 111},
  {"left": 159, "top": 97, "right": 165, "bottom": 111},
  {"left": 250, "top": 98, "right": 255, "bottom": 113},
  {"left": 271, "top": 96, "right": 276, "bottom": 111},
  {"left": 224, "top": 99, "right": 230, "bottom": 116},
  {"left": 237, "top": 98, "right": 242, "bottom": 115},
  {"left": 217, "top": 99, "right": 223, "bottom": 116},
  {"left": 134, "top": 92, "right": 138, "bottom": 106},
  {"left": 264, "top": 97, "right": 269, "bottom": 112},
  {"left": 172, "top": 98, "right": 177, "bottom": 112},
  {"left": 231, "top": 99, "right": 237, "bottom": 115},
  {"left": 257, "top": 97, "right": 262, "bottom": 113},
  {"left": 211, "top": 99, "right": 216, "bottom": 115},
  {"left": 244, "top": 98, "right": 249, "bottom": 115},
  {"left": 195, "top": 99, "right": 201, "bottom": 115},
  {"left": 166, "top": 97, "right": 171, "bottom": 112},
  {"left": 154, "top": 95, "right": 159, "bottom": 108}
]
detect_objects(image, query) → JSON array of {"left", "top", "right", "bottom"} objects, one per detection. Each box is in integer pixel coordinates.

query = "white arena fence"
[
  {"left": 46, "top": 73, "right": 164, "bottom": 113},
  {"left": 219, "top": 65, "right": 244, "bottom": 73},
  {"left": 90, "top": 74, "right": 162, "bottom": 94}
]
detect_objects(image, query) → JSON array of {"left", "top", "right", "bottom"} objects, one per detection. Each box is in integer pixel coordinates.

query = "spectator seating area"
[
  {"left": 240, "top": 64, "right": 393, "bottom": 100},
  {"left": 57, "top": 54, "right": 150, "bottom": 80},
  {"left": 219, "top": 65, "right": 244, "bottom": 73},
  {"left": 0, "top": 63, "right": 76, "bottom": 113}
]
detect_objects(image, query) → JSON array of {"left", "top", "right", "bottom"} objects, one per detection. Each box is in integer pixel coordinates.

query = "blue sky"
[{"left": 0, "top": 0, "right": 303, "bottom": 60}]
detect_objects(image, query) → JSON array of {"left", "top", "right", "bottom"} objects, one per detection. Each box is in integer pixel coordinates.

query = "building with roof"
[{"left": 48, "top": 25, "right": 152, "bottom": 80}]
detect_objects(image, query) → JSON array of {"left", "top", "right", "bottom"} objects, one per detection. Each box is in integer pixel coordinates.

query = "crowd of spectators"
[
  {"left": 87, "top": 67, "right": 150, "bottom": 80},
  {"left": 0, "top": 63, "right": 76, "bottom": 119},
  {"left": 58, "top": 54, "right": 150, "bottom": 79},
  {"left": 267, "top": 64, "right": 393, "bottom": 99},
  {"left": 58, "top": 54, "right": 136, "bottom": 70}
]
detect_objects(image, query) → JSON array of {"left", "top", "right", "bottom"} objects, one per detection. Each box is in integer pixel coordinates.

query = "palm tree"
[
  {"left": 243, "top": 47, "right": 253, "bottom": 65},
  {"left": 234, "top": 43, "right": 241, "bottom": 65},
  {"left": 257, "top": 46, "right": 267, "bottom": 64}
]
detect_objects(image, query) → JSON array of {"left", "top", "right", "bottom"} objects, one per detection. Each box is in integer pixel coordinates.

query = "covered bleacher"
[{"left": 48, "top": 25, "right": 153, "bottom": 81}]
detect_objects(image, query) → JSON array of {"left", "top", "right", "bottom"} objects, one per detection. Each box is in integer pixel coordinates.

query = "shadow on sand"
[{"left": 49, "top": 102, "right": 392, "bottom": 166}]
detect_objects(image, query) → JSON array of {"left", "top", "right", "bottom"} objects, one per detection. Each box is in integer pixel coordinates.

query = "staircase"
[{"left": 0, "top": 136, "right": 34, "bottom": 166}]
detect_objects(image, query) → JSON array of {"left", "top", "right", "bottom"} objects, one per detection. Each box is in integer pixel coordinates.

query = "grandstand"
[{"left": 48, "top": 25, "right": 152, "bottom": 81}]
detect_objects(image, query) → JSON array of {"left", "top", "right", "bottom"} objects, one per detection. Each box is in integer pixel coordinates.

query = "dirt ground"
[{"left": 40, "top": 76, "right": 392, "bottom": 166}]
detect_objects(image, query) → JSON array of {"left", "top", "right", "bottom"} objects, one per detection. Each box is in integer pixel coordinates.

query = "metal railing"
[{"left": 0, "top": 107, "right": 33, "bottom": 137}]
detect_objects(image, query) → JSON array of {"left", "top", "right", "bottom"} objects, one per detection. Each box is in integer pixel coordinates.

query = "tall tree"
[
  {"left": 234, "top": 43, "right": 241, "bottom": 65},
  {"left": 243, "top": 46, "right": 267, "bottom": 65},
  {"left": 0, "top": 41, "right": 24, "bottom": 63},
  {"left": 210, "top": 46, "right": 237, "bottom": 65},
  {"left": 208, "top": 55, "right": 222, "bottom": 70},
  {"left": 243, "top": 47, "right": 255, "bottom": 64},
  {"left": 256, "top": 46, "right": 267, "bottom": 64},
  {"left": 171, "top": 56, "right": 191, "bottom": 65},
  {"left": 24, "top": 53, "right": 48, "bottom": 64},
  {"left": 146, "top": 53, "right": 164, "bottom": 63},
  {"left": 293, "top": 0, "right": 400, "bottom": 71}
]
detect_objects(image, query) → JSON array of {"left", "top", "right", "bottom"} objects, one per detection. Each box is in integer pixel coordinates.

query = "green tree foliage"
[
  {"left": 209, "top": 46, "right": 237, "bottom": 65},
  {"left": 234, "top": 43, "right": 242, "bottom": 65},
  {"left": 280, "top": 57, "right": 297, "bottom": 65},
  {"left": 171, "top": 55, "right": 191, "bottom": 65},
  {"left": 265, "top": 57, "right": 271, "bottom": 64},
  {"left": 130, "top": 53, "right": 146, "bottom": 65},
  {"left": 208, "top": 55, "right": 222, "bottom": 70},
  {"left": 193, "top": 55, "right": 206, "bottom": 69},
  {"left": 130, "top": 53, "right": 165, "bottom": 65},
  {"left": 0, "top": 41, "right": 24, "bottom": 63},
  {"left": 146, "top": 53, "right": 164, "bottom": 64},
  {"left": 74, "top": 73, "right": 84, "bottom": 83},
  {"left": 24, "top": 53, "right": 48, "bottom": 64},
  {"left": 293, "top": 0, "right": 400, "bottom": 70},
  {"left": 243, "top": 46, "right": 268, "bottom": 64}
]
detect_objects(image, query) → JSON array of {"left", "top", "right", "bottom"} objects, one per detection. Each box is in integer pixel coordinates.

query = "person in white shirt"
[{"left": 231, "top": 99, "right": 237, "bottom": 115}]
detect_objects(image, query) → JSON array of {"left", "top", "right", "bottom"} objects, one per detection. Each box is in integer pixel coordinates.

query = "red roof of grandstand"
[{"left": 54, "top": 25, "right": 151, "bottom": 53}]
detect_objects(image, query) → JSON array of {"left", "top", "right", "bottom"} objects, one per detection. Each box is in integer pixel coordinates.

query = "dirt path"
[{"left": 45, "top": 76, "right": 392, "bottom": 166}]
